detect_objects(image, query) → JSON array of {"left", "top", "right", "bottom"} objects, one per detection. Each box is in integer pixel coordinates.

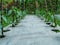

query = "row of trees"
[
  {"left": 39, "top": 0, "right": 60, "bottom": 33},
  {"left": 0, "top": 0, "right": 26, "bottom": 38},
  {"left": 0, "top": 0, "right": 60, "bottom": 38}
]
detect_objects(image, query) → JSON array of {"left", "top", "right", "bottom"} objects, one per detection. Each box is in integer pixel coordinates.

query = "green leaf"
[
  {"left": 2, "top": 15, "right": 8, "bottom": 23},
  {"left": 0, "top": 23, "right": 2, "bottom": 29},
  {"left": 19, "top": 11, "right": 23, "bottom": 16},
  {"left": 8, "top": 10, "right": 12, "bottom": 16},
  {"left": 0, "top": 23, "right": 2, "bottom": 31},
  {"left": 23, "top": 10, "right": 26, "bottom": 15}
]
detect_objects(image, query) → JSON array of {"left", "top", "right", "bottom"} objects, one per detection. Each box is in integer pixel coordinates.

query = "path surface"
[{"left": 0, "top": 15, "right": 60, "bottom": 45}]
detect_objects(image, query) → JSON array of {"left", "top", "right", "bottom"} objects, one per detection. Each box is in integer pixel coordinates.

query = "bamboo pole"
[
  {"left": 49, "top": 0, "right": 57, "bottom": 27},
  {"left": 0, "top": 0, "right": 5, "bottom": 38},
  {"left": 44, "top": 0, "right": 49, "bottom": 22},
  {"left": 35, "top": 0, "right": 39, "bottom": 15},
  {"left": 11, "top": 0, "right": 15, "bottom": 27}
]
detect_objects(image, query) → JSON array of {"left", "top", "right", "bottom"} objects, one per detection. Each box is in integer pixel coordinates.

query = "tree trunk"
[
  {"left": 0, "top": 0, "right": 4, "bottom": 37},
  {"left": 44, "top": 0, "right": 49, "bottom": 22},
  {"left": 49, "top": 0, "right": 57, "bottom": 27}
]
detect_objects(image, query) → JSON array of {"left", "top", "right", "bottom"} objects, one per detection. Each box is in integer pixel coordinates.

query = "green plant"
[{"left": 8, "top": 6, "right": 19, "bottom": 27}]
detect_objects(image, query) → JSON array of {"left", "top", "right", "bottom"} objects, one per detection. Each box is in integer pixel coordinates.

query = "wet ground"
[{"left": 0, "top": 15, "right": 60, "bottom": 45}]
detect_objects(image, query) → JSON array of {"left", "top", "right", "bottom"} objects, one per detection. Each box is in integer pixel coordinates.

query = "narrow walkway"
[{"left": 0, "top": 15, "right": 60, "bottom": 45}]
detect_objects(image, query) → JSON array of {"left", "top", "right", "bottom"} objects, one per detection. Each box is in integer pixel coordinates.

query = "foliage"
[{"left": 0, "top": 0, "right": 60, "bottom": 35}]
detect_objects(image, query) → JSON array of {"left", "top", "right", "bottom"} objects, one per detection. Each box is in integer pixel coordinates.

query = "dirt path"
[{"left": 0, "top": 15, "right": 60, "bottom": 45}]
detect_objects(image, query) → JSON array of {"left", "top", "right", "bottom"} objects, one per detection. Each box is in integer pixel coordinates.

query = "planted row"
[{"left": 0, "top": 0, "right": 26, "bottom": 38}]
